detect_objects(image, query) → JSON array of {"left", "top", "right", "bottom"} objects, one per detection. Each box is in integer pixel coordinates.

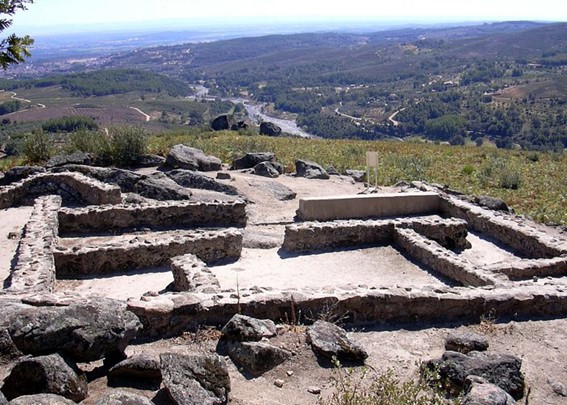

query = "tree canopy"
[{"left": 0, "top": 0, "right": 34, "bottom": 70}]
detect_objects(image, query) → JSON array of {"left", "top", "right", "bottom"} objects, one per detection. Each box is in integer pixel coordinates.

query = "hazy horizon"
[{"left": 11, "top": 0, "right": 567, "bottom": 36}]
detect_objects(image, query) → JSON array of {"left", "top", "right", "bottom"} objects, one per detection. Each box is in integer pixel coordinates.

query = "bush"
[
  {"left": 22, "top": 129, "right": 52, "bottom": 163},
  {"left": 321, "top": 360, "right": 450, "bottom": 405},
  {"left": 108, "top": 126, "right": 148, "bottom": 167},
  {"left": 499, "top": 168, "right": 522, "bottom": 190}
]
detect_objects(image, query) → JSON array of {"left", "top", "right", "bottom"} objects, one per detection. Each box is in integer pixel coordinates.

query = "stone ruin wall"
[
  {"left": 3, "top": 176, "right": 567, "bottom": 339},
  {"left": 58, "top": 200, "right": 247, "bottom": 234},
  {"left": 0, "top": 172, "right": 121, "bottom": 209},
  {"left": 55, "top": 228, "right": 243, "bottom": 277},
  {"left": 5, "top": 195, "right": 61, "bottom": 294}
]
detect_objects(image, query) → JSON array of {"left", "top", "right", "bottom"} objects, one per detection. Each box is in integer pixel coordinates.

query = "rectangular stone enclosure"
[{"left": 297, "top": 192, "right": 441, "bottom": 221}]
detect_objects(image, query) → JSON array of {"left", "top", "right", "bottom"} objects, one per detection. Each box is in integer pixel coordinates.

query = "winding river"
[{"left": 190, "top": 85, "right": 316, "bottom": 139}]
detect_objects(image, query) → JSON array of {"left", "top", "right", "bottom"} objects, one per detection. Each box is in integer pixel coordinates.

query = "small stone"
[
  {"left": 287, "top": 370, "right": 294, "bottom": 376},
  {"left": 217, "top": 172, "right": 232, "bottom": 180},
  {"left": 307, "top": 386, "right": 321, "bottom": 395},
  {"left": 549, "top": 380, "right": 567, "bottom": 397},
  {"left": 274, "top": 379, "right": 285, "bottom": 388}
]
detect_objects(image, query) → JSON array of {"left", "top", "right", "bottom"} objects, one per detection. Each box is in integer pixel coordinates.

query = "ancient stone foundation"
[
  {"left": 58, "top": 200, "right": 247, "bottom": 234},
  {"left": 3, "top": 182, "right": 567, "bottom": 341},
  {"left": 55, "top": 228, "right": 243, "bottom": 276},
  {"left": 0, "top": 172, "right": 121, "bottom": 209},
  {"left": 6, "top": 195, "right": 61, "bottom": 294}
]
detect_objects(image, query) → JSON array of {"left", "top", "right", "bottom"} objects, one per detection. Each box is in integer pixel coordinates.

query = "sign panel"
[{"left": 366, "top": 151, "right": 379, "bottom": 167}]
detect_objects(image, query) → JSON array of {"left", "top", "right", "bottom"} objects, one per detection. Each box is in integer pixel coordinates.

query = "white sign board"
[{"left": 366, "top": 151, "right": 379, "bottom": 167}]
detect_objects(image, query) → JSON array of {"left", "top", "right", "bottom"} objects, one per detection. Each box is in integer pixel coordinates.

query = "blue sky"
[{"left": 11, "top": 0, "right": 567, "bottom": 34}]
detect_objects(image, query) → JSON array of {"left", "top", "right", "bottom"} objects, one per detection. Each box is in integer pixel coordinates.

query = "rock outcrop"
[
  {"left": 160, "top": 353, "right": 230, "bottom": 405},
  {"left": 260, "top": 121, "right": 282, "bottom": 136},
  {"left": 165, "top": 145, "right": 222, "bottom": 172},
  {"left": 231, "top": 152, "right": 275, "bottom": 170},
  {"left": 306, "top": 321, "right": 368, "bottom": 363},
  {"left": 295, "top": 160, "right": 330, "bottom": 180},
  {"left": 2, "top": 353, "right": 88, "bottom": 402}
]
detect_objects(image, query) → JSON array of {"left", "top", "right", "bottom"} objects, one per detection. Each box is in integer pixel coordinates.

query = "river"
[{"left": 189, "top": 85, "right": 316, "bottom": 139}]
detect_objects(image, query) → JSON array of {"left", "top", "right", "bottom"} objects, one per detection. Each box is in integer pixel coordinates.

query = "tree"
[{"left": 0, "top": 0, "right": 34, "bottom": 70}]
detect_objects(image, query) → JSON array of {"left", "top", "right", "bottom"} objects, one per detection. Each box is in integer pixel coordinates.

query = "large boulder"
[
  {"left": 211, "top": 115, "right": 236, "bottom": 131},
  {"left": 8, "top": 394, "right": 76, "bottom": 405},
  {"left": 1, "top": 353, "right": 88, "bottom": 402},
  {"left": 306, "top": 321, "right": 368, "bottom": 363},
  {"left": 295, "top": 160, "right": 330, "bottom": 180},
  {"left": 160, "top": 353, "right": 230, "bottom": 405},
  {"left": 108, "top": 355, "right": 162, "bottom": 389},
  {"left": 231, "top": 152, "right": 275, "bottom": 170},
  {"left": 227, "top": 341, "right": 291, "bottom": 377},
  {"left": 3, "top": 298, "right": 141, "bottom": 363},
  {"left": 260, "top": 121, "right": 282, "bottom": 137},
  {"left": 345, "top": 169, "right": 366, "bottom": 183},
  {"left": 165, "top": 145, "right": 222, "bottom": 172},
  {"left": 166, "top": 169, "right": 239, "bottom": 195},
  {"left": 253, "top": 162, "right": 282, "bottom": 178},
  {"left": 462, "top": 376, "right": 516, "bottom": 405},
  {"left": 135, "top": 154, "right": 166, "bottom": 168},
  {"left": 425, "top": 351, "right": 525, "bottom": 400},
  {"left": 473, "top": 196, "right": 509, "bottom": 212},
  {"left": 93, "top": 391, "right": 154, "bottom": 405},
  {"left": 0, "top": 329, "right": 23, "bottom": 365},
  {"left": 221, "top": 314, "right": 277, "bottom": 342}
]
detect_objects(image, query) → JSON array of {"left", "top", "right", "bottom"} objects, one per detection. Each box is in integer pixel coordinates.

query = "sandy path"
[{"left": 0, "top": 206, "right": 33, "bottom": 285}]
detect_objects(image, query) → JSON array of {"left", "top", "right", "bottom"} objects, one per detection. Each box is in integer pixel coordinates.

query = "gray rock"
[
  {"left": 0, "top": 329, "right": 23, "bottom": 365},
  {"left": 295, "top": 160, "right": 330, "bottom": 180},
  {"left": 473, "top": 196, "right": 509, "bottom": 212},
  {"left": 108, "top": 355, "right": 162, "bottom": 389},
  {"left": 8, "top": 394, "right": 75, "bottom": 405},
  {"left": 445, "top": 332, "right": 489, "bottom": 354},
  {"left": 227, "top": 341, "right": 291, "bottom": 377},
  {"left": 326, "top": 166, "right": 340, "bottom": 176},
  {"left": 216, "top": 172, "right": 232, "bottom": 180},
  {"left": 462, "top": 376, "right": 516, "bottom": 405},
  {"left": 165, "top": 145, "right": 222, "bottom": 172},
  {"left": 254, "top": 162, "right": 281, "bottom": 178},
  {"left": 2, "top": 353, "right": 88, "bottom": 402},
  {"left": 231, "top": 152, "right": 275, "bottom": 170},
  {"left": 260, "top": 122, "right": 282, "bottom": 137},
  {"left": 133, "top": 172, "right": 193, "bottom": 201},
  {"left": 211, "top": 115, "right": 236, "bottom": 131},
  {"left": 426, "top": 351, "right": 525, "bottom": 400},
  {"left": 0, "top": 166, "right": 45, "bottom": 186},
  {"left": 4, "top": 298, "right": 141, "bottom": 362},
  {"left": 549, "top": 380, "right": 567, "bottom": 397},
  {"left": 345, "top": 170, "right": 366, "bottom": 183},
  {"left": 166, "top": 169, "right": 239, "bottom": 195},
  {"left": 221, "top": 314, "right": 277, "bottom": 342},
  {"left": 306, "top": 321, "right": 368, "bottom": 362},
  {"left": 136, "top": 154, "right": 166, "bottom": 167},
  {"left": 248, "top": 180, "right": 296, "bottom": 201},
  {"left": 0, "top": 391, "right": 6, "bottom": 405},
  {"left": 160, "top": 353, "right": 230, "bottom": 405},
  {"left": 46, "top": 152, "right": 95, "bottom": 168},
  {"left": 51, "top": 165, "right": 191, "bottom": 201},
  {"left": 93, "top": 390, "right": 154, "bottom": 405}
]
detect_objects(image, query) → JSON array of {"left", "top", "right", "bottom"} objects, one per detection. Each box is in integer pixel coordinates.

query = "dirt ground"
[{"left": 2, "top": 168, "right": 567, "bottom": 403}]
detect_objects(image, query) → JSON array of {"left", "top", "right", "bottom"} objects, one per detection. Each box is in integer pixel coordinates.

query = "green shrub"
[
  {"left": 321, "top": 360, "right": 451, "bottom": 405},
  {"left": 22, "top": 129, "right": 52, "bottom": 163},
  {"left": 108, "top": 126, "right": 148, "bottom": 167},
  {"left": 461, "top": 165, "right": 475, "bottom": 176},
  {"left": 499, "top": 168, "right": 522, "bottom": 190}
]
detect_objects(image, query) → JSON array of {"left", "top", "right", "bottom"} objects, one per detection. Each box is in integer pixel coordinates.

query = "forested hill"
[{"left": 0, "top": 69, "right": 192, "bottom": 97}]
